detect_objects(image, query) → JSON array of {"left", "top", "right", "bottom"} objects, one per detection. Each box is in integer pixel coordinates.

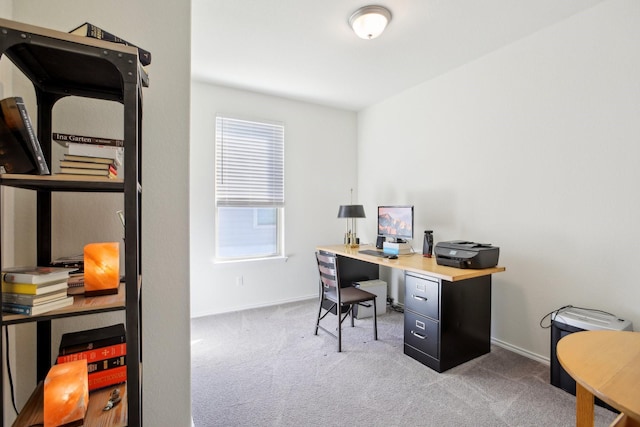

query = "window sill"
[{"left": 213, "top": 255, "right": 289, "bottom": 265}]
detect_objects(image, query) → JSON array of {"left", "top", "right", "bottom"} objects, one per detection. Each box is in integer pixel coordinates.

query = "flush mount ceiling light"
[{"left": 349, "top": 5, "right": 392, "bottom": 40}]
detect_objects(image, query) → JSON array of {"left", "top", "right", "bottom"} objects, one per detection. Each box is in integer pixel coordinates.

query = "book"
[
  {"left": 67, "top": 274, "right": 84, "bottom": 287},
  {"left": 87, "top": 365, "right": 127, "bottom": 391},
  {"left": 86, "top": 355, "right": 126, "bottom": 374},
  {"left": 2, "top": 266, "right": 74, "bottom": 285},
  {"left": 67, "top": 142, "right": 123, "bottom": 166},
  {"left": 2, "top": 288, "right": 69, "bottom": 306},
  {"left": 59, "top": 165, "right": 117, "bottom": 177},
  {"left": 59, "top": 323, "right": 126, "bottom": 355},
  {"left": 0, "top": 102, "right": 37, "bottom": 174},
  {"left": 51, "top": 254, "right": 84, "bottom": 271},
  {"left": 63, "top": 154, "right": 117, "bottom": 165},
  {"left": 67, "top": 285, "right": 85, "bottom": 296},
  {"left": 69, "top": 22, "right": 151, "bottom": 66},
  {"left": 1, "top": 279, "right": 69, "bottom": 296},
  {"left": 53, "top": 132, "right": 123, "bottom": 147},
  {"left": 2, "top": 295, "right": 74, "bottom": 315},
  {"left": 66, "top": 274, "right": 85, "bottom": 296},
  {"left": 0, "top": 97, "right": 50, "bottom": 175},
  {"left": 57, "top": 342, "right": 126, "bottom": 364},
  {"left": 59, "top": 160, "right": 113, "bottom": 170}
]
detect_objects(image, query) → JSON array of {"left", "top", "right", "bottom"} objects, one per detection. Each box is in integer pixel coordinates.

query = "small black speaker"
[
  {"left": 422, "top": 230, "right": 433, "bottom": 257},
  {"left": 376, "top": 236, "right": 385, "bottom": 249}
]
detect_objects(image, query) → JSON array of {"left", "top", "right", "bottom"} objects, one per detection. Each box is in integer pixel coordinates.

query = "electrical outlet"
[{"left": 236, "top": 276, "right": 243, "bottom": 286}]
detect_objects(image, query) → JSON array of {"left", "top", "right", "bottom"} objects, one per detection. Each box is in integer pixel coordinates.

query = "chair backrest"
[{"left": 316, "top": 251, "right": 341, "bottom": 303}]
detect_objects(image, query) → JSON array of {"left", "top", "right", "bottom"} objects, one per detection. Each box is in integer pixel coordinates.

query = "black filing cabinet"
[{"left": 404, "top": 271, "right": 492, "bottom": 372}]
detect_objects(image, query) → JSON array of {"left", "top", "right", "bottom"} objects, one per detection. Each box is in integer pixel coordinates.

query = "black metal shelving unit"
[{"left": 0, "top": 18, "right": 145, "bottom": 426}]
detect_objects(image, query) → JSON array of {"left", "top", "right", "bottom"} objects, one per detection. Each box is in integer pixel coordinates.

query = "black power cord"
[
  {"left": 4, "top": 325, "right": 20, "bottom": 415},
  {"left": 386, "top": 298, "right": 404, "bottom": 313},
  {"left": 539, "top": 304, "right": 616, "bottom": 329}
]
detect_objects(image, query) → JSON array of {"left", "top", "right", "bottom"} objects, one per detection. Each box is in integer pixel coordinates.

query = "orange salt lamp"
[
  {"left": 84, "top": 242, "right": 120, "bottom": 296},
  {"left": 44, "top": 359, "right": 88, "bottom": 427}
]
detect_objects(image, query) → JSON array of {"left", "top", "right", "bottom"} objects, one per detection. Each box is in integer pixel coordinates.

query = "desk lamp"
[{"left": 337, "top": 204, "right": 366, "bottom": 248}]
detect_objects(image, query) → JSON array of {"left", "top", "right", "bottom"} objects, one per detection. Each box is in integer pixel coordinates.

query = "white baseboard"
[
  {"left": 491, "top": 337, "right": 549, "bottom": 365},
  {"left": 191, "top": 294, "right": 317, "bottom": 318}
]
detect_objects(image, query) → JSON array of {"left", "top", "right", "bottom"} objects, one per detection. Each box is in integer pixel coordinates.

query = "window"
[{"left": 215, "top": 115, "right": 284, "bottom": 260}]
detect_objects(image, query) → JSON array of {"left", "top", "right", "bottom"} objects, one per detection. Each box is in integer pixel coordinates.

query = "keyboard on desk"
[{"left": 358, "top": 249, "right": 387, "bottom": 257}]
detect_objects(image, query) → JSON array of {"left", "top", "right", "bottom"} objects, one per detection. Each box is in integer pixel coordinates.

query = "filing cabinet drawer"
[
  {"left": 404, "top": 310, "right": 439, "bottom": 359},
  {"left": 405, "top": 272, "right": 439, "bottom": 320}
]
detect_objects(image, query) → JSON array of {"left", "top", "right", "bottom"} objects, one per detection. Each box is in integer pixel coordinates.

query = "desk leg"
[{"left": 576, "top": 382, "right": 595, "bottom": 427}]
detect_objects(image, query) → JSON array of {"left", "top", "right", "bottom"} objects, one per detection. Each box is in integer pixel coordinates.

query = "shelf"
[
  {"left": 0, "top": 18, "right": 143, "bottom": 102},
  {"left": 0, "top": 17, "right": 144, "bottom": 426},
  {"left": 2, "top": 283, "right": 126, "bottom": 325},
  {"left": 0, "top": 173, "right": 125, "bottom": 192},
  {"left": 12, "top": 380, "right": 127, "bottom": 427}
]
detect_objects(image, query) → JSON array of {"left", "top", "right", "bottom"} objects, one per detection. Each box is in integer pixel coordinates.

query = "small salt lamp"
[
  {"left": 44, "top": 359, "right": 89, "bottom": 427},
  {"left": 84, "top": 242, "right": 120, "bottom": 296}
]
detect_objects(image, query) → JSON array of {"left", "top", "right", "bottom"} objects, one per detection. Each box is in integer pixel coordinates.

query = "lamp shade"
[
  {"left": 337, "top": 204, "right": 366, "bottom": 218},
  {"left": 349, "top": 5, "right": 392, "bottom": 39},
  {"left": 84, "top": 242, "right": 120, "bottom": 296}
]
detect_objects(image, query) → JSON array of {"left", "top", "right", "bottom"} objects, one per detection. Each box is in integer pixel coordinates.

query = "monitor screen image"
[{"left": 377, "top": 205, "right": 414, "bottom": 242}]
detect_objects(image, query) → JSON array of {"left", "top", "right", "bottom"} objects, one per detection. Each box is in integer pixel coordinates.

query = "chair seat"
[{"left": 325, "top": 286, "right": 376, "bottom": 305}]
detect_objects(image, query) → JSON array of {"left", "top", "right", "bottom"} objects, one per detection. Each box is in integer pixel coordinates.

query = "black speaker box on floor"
[{"left": 550, "top": 319, "right": 617, "bottom": 412}]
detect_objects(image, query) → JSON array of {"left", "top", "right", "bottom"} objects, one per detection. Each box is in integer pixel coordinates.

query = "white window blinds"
[{"left": 215, "top": 115, "right": 284, "bottom": 207}]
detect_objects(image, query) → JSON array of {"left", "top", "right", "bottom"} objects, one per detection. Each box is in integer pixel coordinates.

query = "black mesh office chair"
[{"left": 314, "top": 251, "right": 378, "bottom": 352}]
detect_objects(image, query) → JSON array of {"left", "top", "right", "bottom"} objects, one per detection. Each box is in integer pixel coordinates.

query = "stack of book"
[
  {"left": 50, "top": 253, "right": 85, "bottom": 295},
  {"left": 57, "top": 324, "right": 127, "bottom": 391},
  {"left": 1, "top": 266, "right": 74, "bottom": 315},
  {"left": 53, "top": 133, "right": 124, "bottom": 179},
  {"left": 59, "top": 155, "right": 118, "bottom": 178},
  {"left": 66, "top": 272, "right": 85, "bottom": 296}
]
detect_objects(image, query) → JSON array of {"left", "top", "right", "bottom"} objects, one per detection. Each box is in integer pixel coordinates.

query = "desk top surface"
[
  {"left": 317, "top": 244, "right": 505, "bottom": 282},
  {"left": 557, "top": 330, "right": 640, "bottom": 421}
]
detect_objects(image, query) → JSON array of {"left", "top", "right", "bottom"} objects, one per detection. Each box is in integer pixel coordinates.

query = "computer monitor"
[{"left": 377, "top": 205, "right": 414, "bottom": 242}]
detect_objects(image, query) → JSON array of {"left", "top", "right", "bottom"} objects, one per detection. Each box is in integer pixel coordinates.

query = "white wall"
[
  {"left": 190, "top": 81, "right": 358, "bottom": 317},
  {"left": 3, "top": 2, "right": 191, "bottom": 425},
  {"left": 357, "top": 0, "right": 640, "bottom": 361}
]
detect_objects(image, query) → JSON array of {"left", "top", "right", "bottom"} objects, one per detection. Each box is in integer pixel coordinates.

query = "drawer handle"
[
  {"left": 412, "top": 294, "right": 428, "bottom": 302},
  {"left": 411, "top": 330, "right": 427, "bottom": 340}
]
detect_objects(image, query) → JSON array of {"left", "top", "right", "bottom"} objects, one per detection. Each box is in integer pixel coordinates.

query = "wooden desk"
[
  {"left": 317, "top": 244, "right": 505, "bottom": 371},
  {"left": 317, "top": 244, "right": 505, "bottom": 281},
  {"left": 557, "top": 330, "right": 640, "bottom": 427}
]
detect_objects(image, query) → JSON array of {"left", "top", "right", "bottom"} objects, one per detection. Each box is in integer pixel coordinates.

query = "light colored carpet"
[{"left": 191, "top": 299, "right": 617, "bottom": 427}]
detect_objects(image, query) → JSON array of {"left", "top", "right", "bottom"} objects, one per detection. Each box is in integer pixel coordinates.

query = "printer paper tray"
[{"left": 436, "top": 256, "right": 469, "bottom": 269}]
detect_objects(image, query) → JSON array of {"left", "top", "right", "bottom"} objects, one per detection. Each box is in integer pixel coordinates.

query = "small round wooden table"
[{"left": 557, "top": 330, "right": 640, "bottom": 427}]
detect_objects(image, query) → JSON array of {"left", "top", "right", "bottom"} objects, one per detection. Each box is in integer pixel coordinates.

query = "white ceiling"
[{"left": 191, "top": 0, "right": 604, "bottom": 112}]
